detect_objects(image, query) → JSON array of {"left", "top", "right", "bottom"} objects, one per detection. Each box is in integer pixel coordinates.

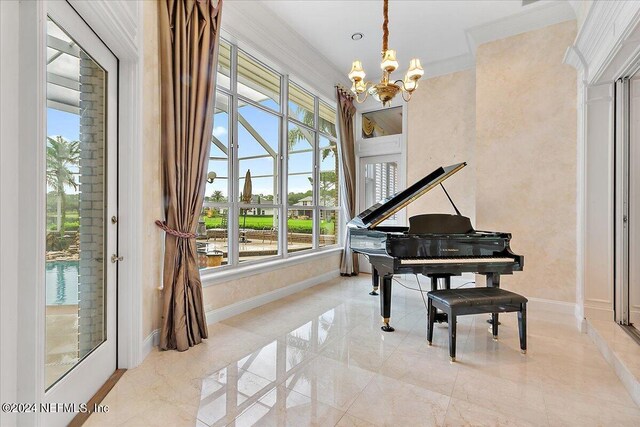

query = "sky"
[
  {"left": 49, "top": 100, "right": 333, "bottom": 202},
  {"left": 47, "top": 108, "right": 81, "bottom": 194}
]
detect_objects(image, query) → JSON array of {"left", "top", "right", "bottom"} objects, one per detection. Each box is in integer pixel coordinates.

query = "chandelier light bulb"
[
  {"left": 406, "top": 58, "right": 424, "bottom": 81},
  {"left": 348, "top": 60, "right": 366, "bottom": 82},
  {"left": 380, "top": 49, "right": 399, "bottom": 73}
]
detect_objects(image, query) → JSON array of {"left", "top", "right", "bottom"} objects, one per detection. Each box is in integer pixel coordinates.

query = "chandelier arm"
[
  {"left": 394, "top": 80, "right": 413, "bottom": 102},
  {"left": 382, "top": 0, "right": 389, "bottom": 53},
  {"left": 354, "top": 90, "right": 369, "bottom": 104}
]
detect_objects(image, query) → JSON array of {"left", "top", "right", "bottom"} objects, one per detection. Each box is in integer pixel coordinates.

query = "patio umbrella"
[{"left": 241, "top": 169, "right": 252, "bottom": 231}]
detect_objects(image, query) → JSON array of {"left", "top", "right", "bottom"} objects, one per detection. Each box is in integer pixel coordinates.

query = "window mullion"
[
  {"left": 280, "top": 74, "right": 288, "bottom": 258},
  {"left": 229, "top": 42, "right": 239, "bottom": 267},
  {"left": 313, "top": 95, "right": 320, "bottom": 250}
]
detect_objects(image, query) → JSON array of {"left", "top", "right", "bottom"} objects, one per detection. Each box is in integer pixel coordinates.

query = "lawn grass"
[{"left": 204, "top": 215, "right": 335, "bottom": 234}]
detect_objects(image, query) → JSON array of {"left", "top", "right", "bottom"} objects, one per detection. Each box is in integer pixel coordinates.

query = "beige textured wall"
[
  {"left": 142, "top": 0, "right": 163, "bottom": 338},
  {"left": 202, "top": 254, "right": 341, "bottom": 311},
  {"left": 407, "top": 69, "right": 476, "bottom": 222},
  {"left": 476, "top": 21, "right": 577, "bottom": 302}
]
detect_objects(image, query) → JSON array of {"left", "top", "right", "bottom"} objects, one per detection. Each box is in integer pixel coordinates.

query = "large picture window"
[{"left": 198, "top": 40, "right": 340, "bottom": 271}]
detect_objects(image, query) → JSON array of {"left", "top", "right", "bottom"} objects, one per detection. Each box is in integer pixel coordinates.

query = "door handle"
[{"left": 111, "top": 254, "right": 123, "bottom": 263}]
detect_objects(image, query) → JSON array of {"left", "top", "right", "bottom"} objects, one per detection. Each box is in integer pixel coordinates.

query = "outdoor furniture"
[{"left": 427, "top": 287, "right": 527, "bottom": 362}]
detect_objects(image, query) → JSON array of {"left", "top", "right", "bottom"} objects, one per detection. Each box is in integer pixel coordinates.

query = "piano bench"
[{"left": 426, "top": 287, "right": 528, "bottom": 362}]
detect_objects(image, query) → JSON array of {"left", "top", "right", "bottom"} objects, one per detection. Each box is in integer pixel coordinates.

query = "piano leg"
[
  {"left": 370, "top": 268, "right": 379, "bottom": 296},
  {"left": 380, "top": 275, "right": 395, "bottom": 332},
  {"left": 429, "top": 275, "right": 451, "bottom": 323},
  {"left": 486, "top": 273, "right": 501, "bottom": 326},
  {"left": 429, "top": 275, "right": 452, "bottom": 291}
]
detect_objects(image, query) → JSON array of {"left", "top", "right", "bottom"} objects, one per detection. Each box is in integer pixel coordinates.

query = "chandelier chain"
[
  {"left": 382, "top": 0, "right": 389, "bottom": 53},
  {"left": 347, "top": 0, "right": 423, "bottom": 105}
]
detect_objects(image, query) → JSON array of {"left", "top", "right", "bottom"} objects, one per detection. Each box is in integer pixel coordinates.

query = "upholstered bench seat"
[{"left": 427, "top": 287, "right": 527, "bottom": 361}]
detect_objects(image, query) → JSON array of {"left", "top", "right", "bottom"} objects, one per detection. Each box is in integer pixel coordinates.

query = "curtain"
[
  {"left": 157, "top": 0, "right": 223, "bottom": 351},
  {"left": 336, "top": 87, "right": 359, "bottom": 275}
]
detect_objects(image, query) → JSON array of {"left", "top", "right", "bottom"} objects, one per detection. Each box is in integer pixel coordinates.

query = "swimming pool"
[{"left": 46, "top": 260, "right": 79, "bottom": 305}]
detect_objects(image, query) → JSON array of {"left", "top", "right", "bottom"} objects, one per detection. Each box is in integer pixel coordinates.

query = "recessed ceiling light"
[{"left": 351, "top": 33, "right": 364, "bottom": 41}]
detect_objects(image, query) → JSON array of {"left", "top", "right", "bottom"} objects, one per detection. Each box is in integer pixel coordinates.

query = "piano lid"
[{"left": 355, "top": 162, "right": 466, "bottom": 229}]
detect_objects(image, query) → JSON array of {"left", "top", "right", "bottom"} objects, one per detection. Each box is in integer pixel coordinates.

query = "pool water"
[{"left": 46, "top": 260, "right": 79, "bottom": 305}]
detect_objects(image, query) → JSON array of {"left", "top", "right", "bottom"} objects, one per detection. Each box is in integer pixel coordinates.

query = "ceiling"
[{"left": 257, "top": 0, "right": 576, "bottom": 79}]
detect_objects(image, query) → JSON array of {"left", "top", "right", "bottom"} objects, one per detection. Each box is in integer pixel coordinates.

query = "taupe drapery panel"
[
  {"left": 158, "top": 0, "right": 223, "bottom": 351},
  {"left": 336, "top": 87, "right": 359, "bottom": 275}
]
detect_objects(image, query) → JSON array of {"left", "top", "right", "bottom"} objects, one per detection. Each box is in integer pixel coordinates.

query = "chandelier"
[{"left": 348, "top": 0, "right": 424, "bottom": 106}]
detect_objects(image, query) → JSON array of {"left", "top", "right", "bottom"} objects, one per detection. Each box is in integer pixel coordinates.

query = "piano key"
[{"left": 400, "top": 257, "right": 516, "bottom": 265}]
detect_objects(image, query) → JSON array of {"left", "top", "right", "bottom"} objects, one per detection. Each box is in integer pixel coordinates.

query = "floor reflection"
[{"left": 197, "top": 306, "right": 346, "bottom": 426}]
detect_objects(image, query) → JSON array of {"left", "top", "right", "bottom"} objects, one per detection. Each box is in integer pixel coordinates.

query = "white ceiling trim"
[
  {"left": 465, "top": 0, "right": 575, "bottom": 57},
  {"left": 568, "top": 0, "right": 640, "bottom": 84},
  {"left": 423, "top": 53, "right": 475, "bottom": 80},
  {"left": 222, "top": 1, "right": 349, "bottom": 103},
  {"left": 225, "top": 1, "right": 576, "bottom": 90}
]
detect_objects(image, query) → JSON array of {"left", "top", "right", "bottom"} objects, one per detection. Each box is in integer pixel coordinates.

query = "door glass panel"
[
  {"left": 46, "top": 17, "right": 107, "bottom": 389},
  {"left": 629, "top": 73, "right": 640, "bottom": 326}
]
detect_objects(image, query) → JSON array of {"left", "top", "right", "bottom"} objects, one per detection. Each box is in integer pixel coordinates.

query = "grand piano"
[{"left": 348, "top": 162, "right": 524, "bottom": 331}]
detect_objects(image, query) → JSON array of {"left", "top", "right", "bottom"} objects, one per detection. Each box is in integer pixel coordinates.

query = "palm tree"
[
  {"left": 46, "top": 136, "right": 80, "bottom": 234},
  {"left": 288, "top": 106, "right": 339, "bottom": 206},
  {"left": 211, "top": 190, "right": 225, "bottom": 203}
]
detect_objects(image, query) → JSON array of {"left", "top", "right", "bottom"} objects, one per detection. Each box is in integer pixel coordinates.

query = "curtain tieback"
[{"left": 155, "top": 220, "right": 197, "bottom": 239}]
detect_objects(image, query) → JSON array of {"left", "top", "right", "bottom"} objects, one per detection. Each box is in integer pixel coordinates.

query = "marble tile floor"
[{"left": 85, "top": 275, "right": 640, "bottom": 426}]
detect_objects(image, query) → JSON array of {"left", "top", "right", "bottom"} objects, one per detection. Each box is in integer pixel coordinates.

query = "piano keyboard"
[{"left": 400, "top": 257, "right": 515, "bottom": 265}]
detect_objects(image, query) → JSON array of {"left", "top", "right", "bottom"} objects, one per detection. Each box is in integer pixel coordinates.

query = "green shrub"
[{"left": 63, "top": 221, "right": 79, "bottom": 231}]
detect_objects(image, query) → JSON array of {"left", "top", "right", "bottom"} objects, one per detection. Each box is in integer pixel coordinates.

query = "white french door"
[
  {"left": 628, "top": 71, "right": 640, "bottom": 327},
  {"left": 44, "top": 1, "right": 118, "bottom": 425},
  {"left": 616, "top": 69, "right": 640, "bottom": 329}
]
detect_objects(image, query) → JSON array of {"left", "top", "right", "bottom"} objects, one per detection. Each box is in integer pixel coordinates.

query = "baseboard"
[
  {"left": 586, "top": 319, "right": 640, "bottom": 407},
  {"left": 575, "top": 305, "right": 587, "bottom": 333},
  {"left": 584, "top": 305, "right": 615, "bottom": 322},
  {"left": 527, "top": 297, "right": 576, "bottom": 315},
  {"left": 141, "top": 328, "right": 159, "bottom": 362},
  {"left": 205, "top": 269, "right": 340, "bottom": 325}
]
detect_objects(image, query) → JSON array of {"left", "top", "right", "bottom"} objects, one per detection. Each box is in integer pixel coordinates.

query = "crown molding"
[
  {"left": 222, "top": 1, "right": 349, "bottom": 102},
  {"left": 569, "top": 0, "right": 640, "bottom": 84},
  {"left": 563, "top": 44, "right": 588, "bottom": 77},
  {"left": 424, "top": 54, "right": 475, "bottom": 79},
  {"left": 222, "top": 1, "right": 576, "bottom": 91},
  {"left": 465, "top": 1, "right": 575, "bottom": 57},
  {"left": 69, "top": 0, "right": 139, "bottom": 59}
]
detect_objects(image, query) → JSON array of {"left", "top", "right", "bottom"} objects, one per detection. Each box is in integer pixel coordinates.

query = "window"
[{"left": 198, "top": 40, "right": 340, "bottom": 271}]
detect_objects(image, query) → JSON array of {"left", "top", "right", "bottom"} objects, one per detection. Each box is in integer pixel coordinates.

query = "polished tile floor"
[{"left": 86, "top": 275, "right": 640, "bottom": 426}]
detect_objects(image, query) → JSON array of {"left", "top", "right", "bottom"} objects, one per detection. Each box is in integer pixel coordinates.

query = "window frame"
[{"left": 200, "top": 39, "right": 341, "bottom": 278}]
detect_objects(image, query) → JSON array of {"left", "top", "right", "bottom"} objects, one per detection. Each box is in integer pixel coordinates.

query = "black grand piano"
[{"left": 348, "top": 162, "right": 524, "bottom": 331}]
